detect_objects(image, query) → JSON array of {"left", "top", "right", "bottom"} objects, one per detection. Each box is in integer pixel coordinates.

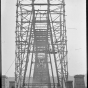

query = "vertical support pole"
[
  {"left": 15, "top": 0, "right": 18, "bottom": 88},
  {"left": 47, "top": 0, "right": 60, "bottom": 87}
]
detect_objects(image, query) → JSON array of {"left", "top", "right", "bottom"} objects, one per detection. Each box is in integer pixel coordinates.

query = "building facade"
[
  {"left": 2, "top": 75, "right": 9, "bottom": 88},
  {"left": 74, "top": 75, "right": 85, "bottom": 88}
]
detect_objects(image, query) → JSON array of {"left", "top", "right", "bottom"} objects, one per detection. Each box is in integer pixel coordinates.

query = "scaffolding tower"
[{"left": 15, "top": 0, "right": 68, "bottom": 88}]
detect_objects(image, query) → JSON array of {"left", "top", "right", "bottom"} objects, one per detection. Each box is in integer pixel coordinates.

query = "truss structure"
[{"left": 15, "top": 0, "right": 68, "bottom": 88}]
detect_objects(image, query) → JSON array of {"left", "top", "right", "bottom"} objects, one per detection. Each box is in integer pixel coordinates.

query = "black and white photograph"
[{"left": 1, "top": 0, "right": 86, "bottom": 88}]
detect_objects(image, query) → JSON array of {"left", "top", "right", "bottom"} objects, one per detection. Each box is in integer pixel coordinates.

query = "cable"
[{"left": 5, "top": 59, "right": 15, "bottom": 75}]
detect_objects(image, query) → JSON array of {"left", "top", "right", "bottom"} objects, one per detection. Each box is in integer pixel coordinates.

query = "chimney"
[
  {"left": 74, "top": 75, "right": 85, "bottom": 88},
  {"left": 65, "top": 81, "right": 73, "bottom": 88}
]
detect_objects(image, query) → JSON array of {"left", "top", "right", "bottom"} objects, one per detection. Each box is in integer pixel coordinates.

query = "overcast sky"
[{"left": 1, "top": 0, "right": 86, "bottom": 77}]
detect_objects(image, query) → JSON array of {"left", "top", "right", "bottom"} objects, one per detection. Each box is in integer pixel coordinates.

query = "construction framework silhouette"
[{"left": 15, "top": 0, "right": 68, "bottom": 88}]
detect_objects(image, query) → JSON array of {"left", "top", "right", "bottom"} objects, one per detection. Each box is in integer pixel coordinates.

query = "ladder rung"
[
  {"left": 32, "top": 33, "right": 48, "bottom": 35},
  {"left": 35, "top": 20, "right": 47, "bottom": 23},
  {"left": 20, "top": 4, "right": 65, "bottom": 6}
]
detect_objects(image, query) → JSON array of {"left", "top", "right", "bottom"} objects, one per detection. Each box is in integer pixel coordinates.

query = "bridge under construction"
[{"left": 15, "top": 0, "right": 68, "bottom": 88}]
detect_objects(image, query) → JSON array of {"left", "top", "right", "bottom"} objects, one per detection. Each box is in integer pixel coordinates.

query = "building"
[
  {"left": 9, "top": 81, "right": 15, "bottom": 88},
  {"left": 65, "top": 81, "right": 73, "bottom": 88},
  {"left": 74, "top": 75, "right": 85, "bottom": 88},
  {"left": 8, "top": 77, "right": 15, "bottom": 88},
  {"left": 2, "top": 75, "right": 9, "bottom": 88}
]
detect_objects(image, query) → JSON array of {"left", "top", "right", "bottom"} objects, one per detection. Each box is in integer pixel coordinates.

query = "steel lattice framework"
[{"left": 15, "top": 0, "right": 68, "bottom": 88}]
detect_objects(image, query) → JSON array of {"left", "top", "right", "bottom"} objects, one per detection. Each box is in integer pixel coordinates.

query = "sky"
[{"left": 1, "top": 0, "right": 86, "bottom": 77}]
